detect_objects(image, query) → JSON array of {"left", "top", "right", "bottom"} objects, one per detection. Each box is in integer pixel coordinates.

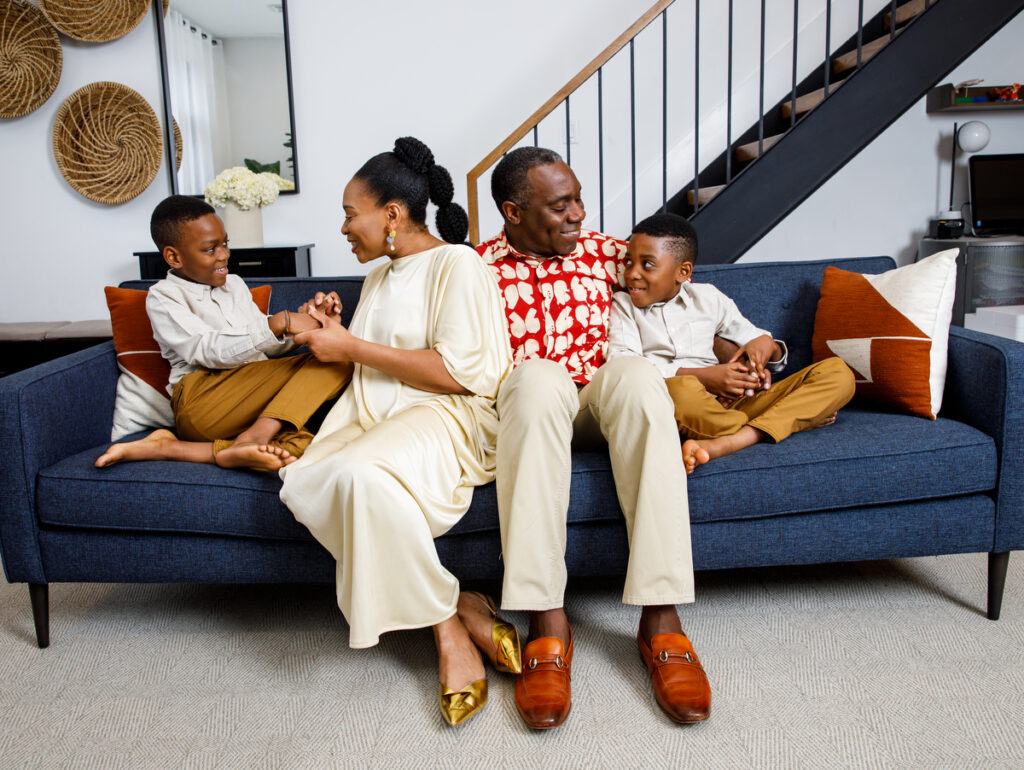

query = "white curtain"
[{"left": 166, "top": 10, "right": 231, "bottom": 193}]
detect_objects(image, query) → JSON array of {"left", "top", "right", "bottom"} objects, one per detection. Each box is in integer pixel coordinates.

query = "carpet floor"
[{"left": 2, "top": 553, "right": 1022, "bottom": 769}]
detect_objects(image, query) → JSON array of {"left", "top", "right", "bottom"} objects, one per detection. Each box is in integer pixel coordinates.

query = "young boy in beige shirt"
[
  {"left": 608, "top": 213, "right": 855, "bottom": 474},
  {"left": 97, "top": 195, "right": 351, "bottom": 472}
]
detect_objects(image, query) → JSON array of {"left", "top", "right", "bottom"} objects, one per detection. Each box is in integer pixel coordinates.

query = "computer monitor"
[{"left": 969, "top": 153, "right": 1024, "bottom": 237}]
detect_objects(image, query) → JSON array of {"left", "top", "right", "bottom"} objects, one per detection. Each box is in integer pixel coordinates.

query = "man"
[{"left": 476, "top": 147, "right": 712, "bottom": 728}]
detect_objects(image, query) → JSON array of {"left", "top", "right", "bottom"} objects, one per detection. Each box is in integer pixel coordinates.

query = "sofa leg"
[
  {"left": 28, "top": 583, "right": 50, "bottom": 648},
  {"left": 987, "top": 552, "right": 1010, "bottom": 621}
]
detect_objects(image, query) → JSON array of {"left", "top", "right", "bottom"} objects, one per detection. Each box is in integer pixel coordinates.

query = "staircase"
[{"left": 466, "top": 0, "right": 1024, "bottom": 263}]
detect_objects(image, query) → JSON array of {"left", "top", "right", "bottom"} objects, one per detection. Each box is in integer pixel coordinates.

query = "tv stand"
[{"left": 918, "top": 236, "right": 1024, "bottom": 326}]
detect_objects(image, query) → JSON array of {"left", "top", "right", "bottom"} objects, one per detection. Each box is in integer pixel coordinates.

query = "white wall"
[{"left": 1, "top": 1, "right": 1022, "bottom": 322}]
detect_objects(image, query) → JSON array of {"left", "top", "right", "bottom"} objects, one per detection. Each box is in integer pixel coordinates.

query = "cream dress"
[{"left": 279, "top": 243, "right": 512, "bottom": 648}]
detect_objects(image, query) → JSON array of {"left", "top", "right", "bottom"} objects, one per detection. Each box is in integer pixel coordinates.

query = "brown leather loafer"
[
  {"left": 637, "top": 631, "right": 711, "bottom": 723},
  {"left": 514, "top": 632, "right": 573, "bottom": 729}
]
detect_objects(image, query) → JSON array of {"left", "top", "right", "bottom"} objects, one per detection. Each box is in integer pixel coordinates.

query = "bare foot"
[
  {"left": 434, "top": 614, "right": 486, "bottom": 692},
  {"left": 95, "top": 429, "right": 177, "bottom": 468},
  {"left": 682, "top": 439, "right": 711, "bottom": 475},
  {"left": 812, "top": 412, "right": 838, "bottom": 429},
  {"left": 215, "top": 442, "right": 296, "bottom": 472}
]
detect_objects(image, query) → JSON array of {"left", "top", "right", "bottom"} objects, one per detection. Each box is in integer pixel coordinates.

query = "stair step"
[
  {"left": 780, "top": 78, "right": 845, "bottom": 119},
  {"left": 832, "top": 31, "right": 898, "bottom": 75},
  {"left": 884, "top": 0, "right": 926, "bottom": 30},
  {"left": 687, "top": 184, "right": 725, "bottom": 206},
  {"left": 735, "top": 133, "right": 783, "bottom": 162}
]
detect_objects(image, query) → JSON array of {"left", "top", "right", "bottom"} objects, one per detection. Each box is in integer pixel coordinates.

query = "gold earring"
[{"left": 386, "top": 227, "right": 396, "bottom": 252}]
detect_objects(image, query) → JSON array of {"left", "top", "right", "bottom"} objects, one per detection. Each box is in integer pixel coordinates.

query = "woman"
[{"left": 280, "top": 137, "right": 517, "bottom": 727}]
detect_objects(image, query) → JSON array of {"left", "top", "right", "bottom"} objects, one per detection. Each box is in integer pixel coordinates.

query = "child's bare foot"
[
  {"left": 812, "top": 412, "right": 838, "bottom": 429},
  {"left": 95, "top": 429, "right": 177, "bottom": 468},
  {"left": 682, "top": 439, "right": 711, "bottom": 475},
  {"left": 215, "top": 442, "right": 296, "bottom": 472}
]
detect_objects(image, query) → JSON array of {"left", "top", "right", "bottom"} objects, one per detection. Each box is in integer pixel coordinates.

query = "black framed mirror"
[{"left": 154, "top": 0, "right": 299, "bottom": 195}]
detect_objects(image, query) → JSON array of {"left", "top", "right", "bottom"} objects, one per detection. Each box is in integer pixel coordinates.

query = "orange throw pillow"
[
  {"left": 811, "top": 249, "right": 957, "bottom": 419},
  {"left": 104, "top": 284, "right": 272, "bottom": 439}
]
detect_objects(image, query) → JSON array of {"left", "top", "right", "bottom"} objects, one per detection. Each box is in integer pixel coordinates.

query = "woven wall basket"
[
  {"left": 173, "top": 116, "right": 181, "bottom": 170},
  {"left": 37, "top": 0, "right": 150, "bottom": 43},
  {"left": 53, "top": 81, "right": 162, "bottom": 205},
  {"left": 0, "top": 0, "right": 63, "bottom": 119}
]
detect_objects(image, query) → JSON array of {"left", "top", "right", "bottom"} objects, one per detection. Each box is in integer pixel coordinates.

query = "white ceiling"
[{"left": 170, "top": 0, "right": 284, "bottom": 38}]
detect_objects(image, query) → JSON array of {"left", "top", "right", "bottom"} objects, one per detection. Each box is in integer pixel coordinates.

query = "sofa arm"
[
  {"left": 0, "top": 343, "right": 117, "bottom": 584},
  {"left": 945, "top": 327, "right": 1024, "bottom": 553}
]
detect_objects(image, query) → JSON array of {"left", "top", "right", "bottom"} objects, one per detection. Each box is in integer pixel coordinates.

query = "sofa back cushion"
[{"left": 693, "top": 256, "right": 895, "bottom": 372}]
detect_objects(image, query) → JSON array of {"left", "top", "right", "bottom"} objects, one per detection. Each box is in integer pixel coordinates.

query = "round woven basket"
[
  {"left": 52, "top": 81, "right": 162, "bottom": 205},
  {"left": 173, "top": 115, "right": 182, "bottom": 170},
  {"left": 37, "top": 0, "right": 150, "bottom": 43},
  {"left": 0, "top": 0, "right": 63, "bottom": 119}
]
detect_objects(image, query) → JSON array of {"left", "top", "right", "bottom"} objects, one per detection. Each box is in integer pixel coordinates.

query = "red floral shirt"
[{"left": 477, "top": 228, "right": 627, "bottom": 385}]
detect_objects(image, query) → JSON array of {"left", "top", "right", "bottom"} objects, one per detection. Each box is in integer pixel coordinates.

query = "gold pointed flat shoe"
[
  {"left": 467, "top": 592, "right": 522, "bottom": 674},
  {"left": 438, "top": 677, "right": 487, "bottom": 727}
]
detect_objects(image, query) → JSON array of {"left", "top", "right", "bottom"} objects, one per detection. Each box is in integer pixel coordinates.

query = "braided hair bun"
[{"left": 393, "top": 137, "right": 435, "bottom": 175}]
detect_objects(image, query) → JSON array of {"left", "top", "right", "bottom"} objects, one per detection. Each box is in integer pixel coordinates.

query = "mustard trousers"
[
  {"left": 665, "top": 357, "right": 855, "bottom": 442},
  {"left": 171, "top": 353, "right": 352, "bottom": 457}
]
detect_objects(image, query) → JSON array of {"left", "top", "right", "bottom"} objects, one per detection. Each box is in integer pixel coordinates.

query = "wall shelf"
[{"left": 926, "top": 83, "right": 1024, "bottom": 113}]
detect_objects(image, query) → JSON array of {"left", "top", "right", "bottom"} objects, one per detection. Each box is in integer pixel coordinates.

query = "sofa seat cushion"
[
  {"left": 36, "top": 442, "right": 311, "bottom": 541},
  {"left": 552, "top": 406, "right": 997, "bottom": 527}
]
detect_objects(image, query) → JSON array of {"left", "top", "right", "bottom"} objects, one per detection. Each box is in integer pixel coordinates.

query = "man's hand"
[
  {"left": 729, "top": 334, "right": 781, "bottom": 391},
  {"left": 299, "top": 291, "right": 342, "bottom": 323},
  {"left": 293, "top": 309, "right": 355, "bottom": 363}
]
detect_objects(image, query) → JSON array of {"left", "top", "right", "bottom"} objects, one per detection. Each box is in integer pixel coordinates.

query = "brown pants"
[
  {"left": 171, "top": 353, "right": 352, "bottom": 458},
  {"left": 665, "top": 357, "right": 855, "bottom": 443}
]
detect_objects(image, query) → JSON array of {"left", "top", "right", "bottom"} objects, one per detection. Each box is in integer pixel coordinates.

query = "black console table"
[{"left": 135, "top": 244, "right": 313, "bottom": 279}]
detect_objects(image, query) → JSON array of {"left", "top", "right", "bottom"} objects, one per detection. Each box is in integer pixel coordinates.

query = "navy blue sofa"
[{"left": 2, "top": 256, "right": 1022, "bottom": 647}]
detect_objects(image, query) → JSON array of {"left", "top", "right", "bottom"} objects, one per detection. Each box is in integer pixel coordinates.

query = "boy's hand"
[
  {"left": 729, "top": 334, "right": 781, "bottom": 391},
  {"left": 299, "top": 291, "right": 342, "bottom": 323},
  {"left": 293, "top": 309, "right": 355, "bottom": 363},
  {"left": 693, "top": 362, "right": 760, "bottom": 400},
  {"left": 287, "top": 311, "right": 326, "bottom": 336}
]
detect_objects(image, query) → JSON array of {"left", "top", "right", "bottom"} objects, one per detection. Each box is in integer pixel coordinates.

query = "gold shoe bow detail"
[
  {"left": 470, "top": 592, "right": 522, "bottom": 674},
  {"left": 438, "top": 678, "right": 487, "bottom": 727}
]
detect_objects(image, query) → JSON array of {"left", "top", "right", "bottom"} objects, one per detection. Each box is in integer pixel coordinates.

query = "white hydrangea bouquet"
[{"left": 204, "top": 166, "right": 295, "bottom": 211}]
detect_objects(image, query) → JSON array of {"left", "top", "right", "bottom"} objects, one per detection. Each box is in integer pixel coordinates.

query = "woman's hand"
[
  {"left": 293, "top": 310, "right": 354, "bottom": 362},
  {"left": 299, "top": 291, "right": 342, "bottom": 323}
]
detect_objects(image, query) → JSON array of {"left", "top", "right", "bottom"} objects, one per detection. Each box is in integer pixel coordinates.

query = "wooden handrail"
[{"left": 466, "top": 0, "right": 675, "bottom": 243}]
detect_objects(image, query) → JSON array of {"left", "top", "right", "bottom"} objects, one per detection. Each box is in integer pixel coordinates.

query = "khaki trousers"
[
  {"left": 666, "top": 357, "right": 855, "bottom": 442},
  {"left": 495, "top": 357, "right": 695, "bottom": 610},
  {"left": 171, "top": 353, "right": 352, "bottom": 458}
]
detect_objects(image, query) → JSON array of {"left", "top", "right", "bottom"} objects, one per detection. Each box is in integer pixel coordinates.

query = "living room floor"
[{"left": 1, "top": 554, "right": 1022, "bottom": 768}]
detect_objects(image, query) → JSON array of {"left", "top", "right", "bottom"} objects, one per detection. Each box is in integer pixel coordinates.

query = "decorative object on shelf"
[
  {"left": 203, "top": 166, "right": 294, "bottom": 248},
  {"left": 991, "top": 83, "right": 1021, "bottom": 102},
  {"left": 0, "top": 0, "right": 63, "bottom": 119},
  {"left": 52, "top": 81, "right": 162, "bottom": 205},
  {"left": 932, "top": 120, "right": 990, "bottom": 239},
  {"left": 36, "top": 0, "right": 150, "bottom": 42}
]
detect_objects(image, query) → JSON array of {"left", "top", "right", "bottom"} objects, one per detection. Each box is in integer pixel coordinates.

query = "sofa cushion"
[{"left": 37, "top": 407, "right": 996, "bottom": 540}]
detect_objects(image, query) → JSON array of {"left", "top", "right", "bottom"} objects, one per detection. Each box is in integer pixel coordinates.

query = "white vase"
[{"left": 222, "top": 202, "right": 264, "bottom": 248}]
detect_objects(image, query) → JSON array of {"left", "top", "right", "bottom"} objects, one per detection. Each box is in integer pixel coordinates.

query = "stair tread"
[
  {"left": 885, "top": 0, "right": 926, "bottom": 30},
  {"left": 687, "top": 184, "right": 725, "bottom": 206},
  {"left": 832, "top": 31, "right": 899, "bottom": 74},
  {"left": 735, "top": 133, "right": 783, "bottom": 162},
  {"left": 780, "top": 78, "right": 846, "bottom": 119}
]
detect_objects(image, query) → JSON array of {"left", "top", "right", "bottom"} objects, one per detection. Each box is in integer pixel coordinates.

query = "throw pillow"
[
  {"left": 811, "top": 249, "right": 958, "bottom": 419},
  {"left": 104, "top": 284, "right": 272, "bottom": 440}
]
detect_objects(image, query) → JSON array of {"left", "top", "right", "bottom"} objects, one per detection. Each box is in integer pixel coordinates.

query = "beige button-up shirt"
[
  {"left": 607, "top": 282, "right": 787, "bottom": 377},
  {"left": 146, "top": 271, "right": 293, "bottom": 393}
]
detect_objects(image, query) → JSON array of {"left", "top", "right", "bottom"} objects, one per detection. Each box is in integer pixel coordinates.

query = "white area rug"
[{"left": 2, "top": 554, "right": 1023, "bottom": 768}]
